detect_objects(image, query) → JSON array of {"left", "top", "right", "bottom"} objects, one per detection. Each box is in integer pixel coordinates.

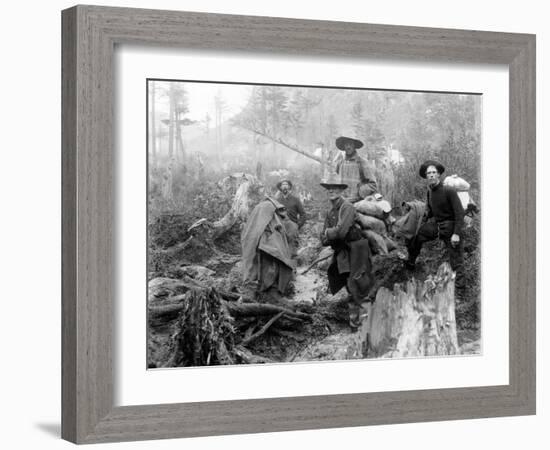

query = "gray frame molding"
[{"left": 62, "top": 5, "right": 536, "bottom": 444}]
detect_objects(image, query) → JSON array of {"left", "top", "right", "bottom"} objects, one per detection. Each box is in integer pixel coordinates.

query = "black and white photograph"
[
  {"left": 147, "top": 79, "right": 482, "bottom": 368},
  {"left": 2, "top": 0, "right": 545, "bottom": 447}
]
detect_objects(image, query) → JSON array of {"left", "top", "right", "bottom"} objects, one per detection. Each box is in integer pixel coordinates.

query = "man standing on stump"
[
  {"left": 320, "top": 174, "right": 373, "bottom": 331},
  {"left": 405, "top": 160, "right": 465, "bottom": 297}
]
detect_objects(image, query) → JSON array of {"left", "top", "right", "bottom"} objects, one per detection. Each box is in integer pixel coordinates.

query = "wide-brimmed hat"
[
  {"left": 419, "top": 160, "right": 445, "bottom": 179},
  {"left": 276, "top": 179, "right": 293, "bottom": 191},
  {"left": 320, "top": 173, "right": 348, "bottom": 190},
  {"left": 336, "top": 136, "right": 364, "bottom": 151}
]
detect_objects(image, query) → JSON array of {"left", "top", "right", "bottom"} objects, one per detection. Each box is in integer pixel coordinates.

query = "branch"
[
  {"left": 224, "top": 301, "right": 311, "bottom": 321},
  {"left": 241, "top": 311, "right": 285, "bottom": 347},
  {"left": 299, "top": 253, "right": 333, "bottom": 275},
  {"left": 236, "top": 124, "right": 323, "bottom": 164}
]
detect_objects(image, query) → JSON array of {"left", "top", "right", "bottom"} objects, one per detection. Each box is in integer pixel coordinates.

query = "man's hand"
[
  {"left": 320, "top": 230, "right": 328, "bottom": 246},
  {"left": 451, "top": 234, "right": 460, "bottom": 247}
]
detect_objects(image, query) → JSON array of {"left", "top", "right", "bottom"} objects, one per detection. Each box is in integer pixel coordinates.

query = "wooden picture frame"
[{"left": 61, "top": 5, "right": 536, "bottom": 444}]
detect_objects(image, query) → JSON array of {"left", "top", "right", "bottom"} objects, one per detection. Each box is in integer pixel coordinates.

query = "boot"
[{"left": 348, "top": 301, "right": 361, "bottom": 332}]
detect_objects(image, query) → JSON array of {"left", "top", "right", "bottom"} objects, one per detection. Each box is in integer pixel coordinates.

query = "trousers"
[
  {"left": 407, "top": 220, "right": 465, "bottom": 291},
  {"left": 283, "top": 218, "right": 299, "bottom": 257}
]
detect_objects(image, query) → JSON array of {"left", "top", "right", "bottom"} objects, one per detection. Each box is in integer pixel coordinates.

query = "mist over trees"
[{"left": 148, "top": 80, "right": 481, "bottom": 214}]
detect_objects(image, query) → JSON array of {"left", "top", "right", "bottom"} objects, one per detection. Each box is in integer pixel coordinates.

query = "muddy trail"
[{"left": 147, "top": 213, "right": 481, "bottom": 368}]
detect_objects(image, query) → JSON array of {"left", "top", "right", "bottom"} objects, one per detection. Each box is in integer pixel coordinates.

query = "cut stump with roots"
[{"left": 357, "top": 262, "right": 460, "bottom": 358}]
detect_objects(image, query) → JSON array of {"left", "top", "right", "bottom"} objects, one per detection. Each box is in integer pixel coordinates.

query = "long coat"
[
  {"left": 321, "top": 197, "right": 373, "bottom": 303},
  {"left": 241, "top": 199, "right": 294, "bottom": 293}
]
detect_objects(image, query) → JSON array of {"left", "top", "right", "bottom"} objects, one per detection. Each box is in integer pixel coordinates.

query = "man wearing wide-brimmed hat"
[
  {"left": 334, "top": 136, "right": 378, "bottom": 202},
  {"left": 275, "top": 179, "right": 306, "bottom": 257},
  {"left": 320, "top": 173, "right": 373, "bottom": 331},
  {"left": 275, "top": 179, "right": 306, "bottom": 229},
  {"left": 406, "top": 160, "right": 465, "bottom": 295}
]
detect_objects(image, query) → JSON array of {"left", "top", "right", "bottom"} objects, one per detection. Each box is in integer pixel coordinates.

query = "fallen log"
[
  {"left": 148, "top": 300, "right": 186, "bottom": 327},
  {"left": 148, "top": 276, "right": 203, "bottom": 299},
  {"left": 149, "top": 277, "right": 242, "bottom": 304},
  {"left": 148, "top": 291, "right": 311, "bottom": 330}
]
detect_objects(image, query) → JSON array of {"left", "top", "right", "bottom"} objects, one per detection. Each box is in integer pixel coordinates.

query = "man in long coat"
[
  {"left": 275, "top": 179, "right": 306, "bottom": 257},
  {"left": 320, "top": 174, "right": 374, "bottom": 331},
  {"left": 241, "top": 197, "right": 295, "bottom": 301}
]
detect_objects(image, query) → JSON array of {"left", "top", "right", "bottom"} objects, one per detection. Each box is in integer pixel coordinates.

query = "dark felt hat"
[
  {"left": 276, "top": 179, "right": 293, "bottom": 191},
  {"left": 320, "top": 173, "right": 348, "bottom": 190},
  {"left": 336, "top": 136, "right": 364, "bottom": 151},
  {"left": 419, "top": 160, "right": 445, "bottom": 179}
]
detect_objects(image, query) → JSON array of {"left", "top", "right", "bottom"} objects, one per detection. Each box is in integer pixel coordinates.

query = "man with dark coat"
[
  {"left": 275, "top": 179, "right": 306, "bottom": 227},
  {"left": 334, "top": 136, "right": 378, "bottom": 202},
  {"left": 406, "top": 160, "right": 465, "bottom": 294},
  {"left": 320, "top": 174, "right": 374, "bottom": 331},
  {"left": 274, "top": 179, "right": 306, "bottom": 257}
]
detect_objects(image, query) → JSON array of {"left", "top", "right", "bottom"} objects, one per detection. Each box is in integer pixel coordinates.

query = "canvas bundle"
[
  {"left": 361, "top": 229, "right": 389, "bottom": 255},
  {"left": 443, "top": 175, "right": 477, "bottom": 212},
  {"left": 364, "top": 195, "right": 392, "bottom": 214},
  {"left": 443, "top": 174, "right": 470, "bottom": 191},
  {"left": 354, "top": 199, "right": 384, "bottom": 218},
  {"left": 355, "top": 213, "right": 386, "bottom": 235},
  {"left": 393, "top": 200, "right": 426, "bottom": 241},
  {"left": 457, "top": 191, "right": 471, "bottom": 211}
]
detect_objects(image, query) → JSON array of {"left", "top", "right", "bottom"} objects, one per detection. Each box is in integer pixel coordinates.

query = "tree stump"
[
  {"left": 359, "top": 262, "right": 459, "bottom": 358},
  {"left": 211, "top": 173, "right": 263, "bottom": 238}
]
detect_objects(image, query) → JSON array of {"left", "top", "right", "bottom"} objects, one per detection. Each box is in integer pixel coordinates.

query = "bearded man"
[
  {"left": 274, "top": 179, "right": 306, "bottom": 257},
  {"left": 275, "top": 179, "right": 306, "bottom": 228}
]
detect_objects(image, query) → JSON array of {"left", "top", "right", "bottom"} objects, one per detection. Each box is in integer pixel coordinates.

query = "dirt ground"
[{"left": 147, "top": 210, "right": 481, "bottom": 367}]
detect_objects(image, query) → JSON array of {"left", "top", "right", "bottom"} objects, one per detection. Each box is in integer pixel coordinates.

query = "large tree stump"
[
  {"left": 147, "top": 276, "right": 313, "bottom": 367},
  {"left": 211, "top": 173, "right": 263, "bottom": 238},
  {"left": 359, "top": 262, "right": 459, "bottom": 358},
  {"left": 183, "top": 173, "right": 263, "bottom": 246},
  {"left": 161, "top": 288, "right": 237, "bottom": 367}
]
